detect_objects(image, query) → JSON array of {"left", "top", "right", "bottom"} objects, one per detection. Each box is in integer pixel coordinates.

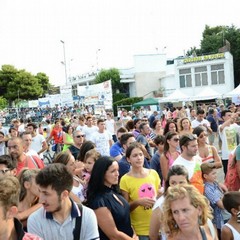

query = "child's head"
[
  {"left": 84, "top": 149, "right": 100, "bottom": 173},
  {"left": 154, "top": 135, "right": 165, "bottom": 153},
  {"left": 201, "top": 162, "right": 217, "bottom": 182},
  {"left": 223, "top": 191, "right": 240, "bottom": 218}
]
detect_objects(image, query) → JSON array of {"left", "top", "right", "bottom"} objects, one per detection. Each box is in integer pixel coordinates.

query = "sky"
[{"left": 0, "top": 0, "right": 239, "bottom": 86}]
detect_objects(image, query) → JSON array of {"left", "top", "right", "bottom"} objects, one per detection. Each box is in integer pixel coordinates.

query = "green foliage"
[
  {"left": 113, "top": 97, "right": 142, "bottom": 116},
  {"left": 0, "top": 65, "right": 51, "bottom": 104},
  {"left": 95, "top": 68, "right": 126, "bottom": 93},
  {"left": 113, "top": 93, "right": 127, "bottom": 103},
  {"left": 0, "top": 97, "right": 7, "bottom": 109},
  {"left": 35, "top": 72, "right": 51, "bottom": 95},
  {"left": 187, "top": 25, "right": 240, "bottom": 87}
]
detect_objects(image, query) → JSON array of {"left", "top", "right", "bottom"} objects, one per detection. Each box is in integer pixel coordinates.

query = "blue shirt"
[{"left": 110, "top": 141, "right": 123, "bottom": 158}]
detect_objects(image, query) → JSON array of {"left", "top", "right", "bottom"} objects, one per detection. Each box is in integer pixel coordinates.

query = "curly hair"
[{"left": 161, "top": 184, "right": 212, "bottom": 236}]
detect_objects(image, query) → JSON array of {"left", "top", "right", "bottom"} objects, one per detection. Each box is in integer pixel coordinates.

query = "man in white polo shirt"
[{"left": 28, "top": 163, "right": 99, "bottom": 240}]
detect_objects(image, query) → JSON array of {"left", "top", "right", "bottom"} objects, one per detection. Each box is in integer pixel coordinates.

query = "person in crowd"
[
  {"left": 178, "top": 117, "right": 193, "bottom": 136},
  {"left": 21, "top": 131, "right": 39, "bottom": 157},
  {"left": 125, "top": 119, "right": 135, "bottom": 132},
  {"left": 150, "top": 135, "right": 165, "bottom": 182},
  {"left": 62, "top": 124, "right": 74, "bottom": 151},
  {"left": 222, "top": 191, "right": 240, "bottom": 239},
  {"left": 87, "top": 156, "right": 137, "bottom": 239},
  {"left": 160, "top": 132, "right": 180, "bottom": 182},
  {"left": 105, "top": 112, "right": 117, "bottom": 142},
  {"left": 66, "top": 130, "right": 85, "bottom": 160},
  {"left": 218, "top": 110, "right": 240, "bottom": 175},
  {"left": 27, "top": 123, "right": 48, "bottom": 159},
  {"left": 8, "top": 137, "right": 44, "bottom": 175},
  {"left": 149, "top": 111, "right": 158, "bottom": 129},
  {"left": 9, "top": 126, "right": 19, "bottom": 138},
  {"left": 162, "top": 184, "right": 216, "bottom": 240},
  {"left": 160, "top": 114, "right": 167, "bottom": 129},
  {"left": 191, "top": 109, "right": 212, "bottom": 136},
  {"left": 120, "top": 142, "right": 160, "bottom": 239},
  {"left": 189, "top": 108, "right": 197, "bottom": 121},
  {"left": 27, "top": 163, "right": 99, "bottom": 239},
  {"left": 38, "top": 123, "right": 44, "bottom": 135},
  {"left": 82, "top": 115, "right": 98, "bottom": 141},
  {"left": 136, "top": 122, "right": 153, "bottom": 161},
  {"left": 150, "top": 120, "right": 163, "bottom": 140},
  {"left": 193, "top": 126, "right": 222, "bottom": 168},
  {"left": 0, "top": 154, "right": 17, "bottom": 176},
  {"left": 76, "top": 115, "right": 86, "bottom": 132},
  {"left": 46, "top": 119, "right": 64, "bottom": 154},
  {"left": 149, "top": 165, "right": 189, "bottom": 240},
  {"left": 17, "top": 168, "right": 41, "bottom": 230},
  {"left": 0, "top": 131, "right": 6, "bottom": 155},
  {"left": 201, "top": 162, "right": 229, "bottom": 239},
  {"left": 54, "top": 151, "right": 84, "bottom": 203},
  {"left": 110, "top": 127, "right": 128, "bottom": 161},
  {"left": 0, "top": 175, "right": 42, "bottom": 239},
  {"left": 172, "top": 134, "right": 204, "bottom": 194},
  {"left": 206, "top": 108, "right": 218, "bottom": 145},
  {"left": 91, "top": 119, "right": 113, "bottom": 156},
  {"left": 118, "top": 133, "right": 149, "bottom": 180},
  {"left": 163, "top": 121, "right": 178, "bottom": 136},
  {"left": 132, "top": 118, "right": 142, "bottom": 139}
]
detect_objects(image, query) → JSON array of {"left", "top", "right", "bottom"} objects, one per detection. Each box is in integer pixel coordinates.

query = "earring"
[{"left": 198, "top": 216, "right": 203, "bottom": 225}]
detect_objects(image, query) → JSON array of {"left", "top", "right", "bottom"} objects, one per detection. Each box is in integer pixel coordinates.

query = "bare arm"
[
  {"left": 149, "top": 208, "right": 161, "bottom": 240},
  {"left": 160, "top": 153, "right": 169, "bottom": 182},
  {"left": 38, "top": 140, "right": 48, "bottom": 155},
  {"left": 94, "top": 207, "right": 136, "bottom": 240},
  {"left": 211, "top": 146, "right": 222, "bottom": 168},
  {"left": 17, "top": 203, "right": 42, "bottom": 221},
  {"left": 221, "top": 225, "right": 233, "bottom": 240}
]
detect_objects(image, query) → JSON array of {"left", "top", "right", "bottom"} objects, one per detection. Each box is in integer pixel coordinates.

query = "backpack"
[
  {"left": 73, "top": 203, "right": 83, "bottom": 240},
  {"left": 224, "top": 150, "right": 240, "bottom": 191}
]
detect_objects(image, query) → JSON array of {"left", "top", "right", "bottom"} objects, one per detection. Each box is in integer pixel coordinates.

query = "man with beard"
[
  {"left": 8, "top": 137, "right": 44, "bottom": 176},
  {"left": 27, "top": 163, "right": 99, "bottom": 240},
  {"left": 172, "top": 134, "right": 204, "bottom": 194}
]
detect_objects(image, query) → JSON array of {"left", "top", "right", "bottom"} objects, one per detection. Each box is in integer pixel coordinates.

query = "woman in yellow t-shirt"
[{"left": 120, "top": 142, "right": 160, "bottom": 240}]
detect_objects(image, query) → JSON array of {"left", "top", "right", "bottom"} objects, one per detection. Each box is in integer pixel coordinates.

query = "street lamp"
[
  {"left": 96, "top": 48, "right": 101, "bottom": 71},
  {"left": 60, "top": 40, "right": 68, "bottom": 85}
]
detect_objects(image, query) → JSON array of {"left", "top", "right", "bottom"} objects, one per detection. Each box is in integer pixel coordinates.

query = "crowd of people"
[{"left": 0, "top": 102, "right": 240, "bottom": 239}]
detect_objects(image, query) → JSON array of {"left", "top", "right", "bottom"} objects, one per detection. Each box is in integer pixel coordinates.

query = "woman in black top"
[{"left": 87, "top": 156, "right": 136, "bottom": 240}]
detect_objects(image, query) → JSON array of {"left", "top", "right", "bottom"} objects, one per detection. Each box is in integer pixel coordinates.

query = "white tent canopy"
[
  {"left": 223, "top": 84, "right": 240, "bottom": 98},
  {"left": 159, "top": 89, "right": 190, "bottom": 103},
  {"left": 190, "top": 87, "right": 222, "bottom": 101}
]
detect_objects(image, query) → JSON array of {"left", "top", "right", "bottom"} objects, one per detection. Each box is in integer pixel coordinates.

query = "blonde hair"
[{"left": 162, "top": 184, "right": 212, "bottom": 236}]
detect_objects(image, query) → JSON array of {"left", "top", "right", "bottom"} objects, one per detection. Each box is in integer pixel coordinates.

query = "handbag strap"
[{"left": 73, "top": 203, "right": 83, "bottom": 240}]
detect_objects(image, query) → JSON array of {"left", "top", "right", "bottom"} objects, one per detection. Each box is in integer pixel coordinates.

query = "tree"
[
  {"left": 35, "top": 72, "right": 51, "bottom": 96},
  {"left": 187, "top": 25, "right": 240, "bottom": 87},
  {"left": 0, "top": 65, "right": 50, "bottom": 105}
]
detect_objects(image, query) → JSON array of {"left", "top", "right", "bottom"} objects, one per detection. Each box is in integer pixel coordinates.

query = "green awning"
[{"left": 133, "top": 98, "right": 159, "bottom": 107}]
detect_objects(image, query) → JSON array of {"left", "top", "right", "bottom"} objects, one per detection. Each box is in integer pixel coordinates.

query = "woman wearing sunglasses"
[
  {"left": 161, "top": 132, "right": 181, "bottom": 182},
  {"left": 193, "top": 126, "right": 222, "bottom": 169}
]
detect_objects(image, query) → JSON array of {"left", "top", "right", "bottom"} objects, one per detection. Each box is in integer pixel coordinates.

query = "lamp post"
[
  {"left": 96, "top": 48, "right": 101, "bottom": 71},
  {"left": 60, "top": 40, "right": 68, "bottom": 85}
]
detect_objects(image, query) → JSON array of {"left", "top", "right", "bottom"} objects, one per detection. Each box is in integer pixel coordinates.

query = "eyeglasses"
[
  {"left": 173, "top": 138, "right": 180, "bottom": 142},
  {"left": 0, "top": 169, "right": 10, "bottom": 174},
  {"left": 75, "top": 135, "right": 85, "bottom": 138}
]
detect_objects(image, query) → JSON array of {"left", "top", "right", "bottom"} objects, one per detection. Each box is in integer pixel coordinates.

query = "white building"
[{"left": 69, "top": 51, "right": 234, "bottom": 100}]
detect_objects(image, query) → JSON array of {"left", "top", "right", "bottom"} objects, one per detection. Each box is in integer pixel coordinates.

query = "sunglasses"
[
  {"left": 173, "top": 138, "right": 180, "bottom": 142},
  {"left": 75, "top": 135, "right": 85, "bottom": 138},
  {"left": 199, "top": 133, "right": 208, "bottom": 138},
  {"left": 0, "top": 169, "right": 9, "bottom": 174}
]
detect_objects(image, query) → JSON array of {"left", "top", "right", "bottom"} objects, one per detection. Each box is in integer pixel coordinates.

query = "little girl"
[{"left": 82, "top": 149, "right": 101, "bottom": 199}]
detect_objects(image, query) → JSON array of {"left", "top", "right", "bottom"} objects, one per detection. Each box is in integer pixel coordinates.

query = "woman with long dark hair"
[{"left": 87, "top": 156, "right": 137, "bottom": 240}]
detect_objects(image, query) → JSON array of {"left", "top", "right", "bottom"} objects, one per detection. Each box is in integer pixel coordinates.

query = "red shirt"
[
  {"left": 17, "top": 155, "right": 45, "bottom": 175},
  {"left": 50, "top": 128, "right": 63, "bottom": 144}
]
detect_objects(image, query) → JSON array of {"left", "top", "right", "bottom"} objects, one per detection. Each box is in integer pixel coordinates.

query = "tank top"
[
  {"left": 201, "top": 145, "right": 214, "bottom": 163},
  {"left": 225, "top": 223, "right": 240, "bottom": 239}
]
